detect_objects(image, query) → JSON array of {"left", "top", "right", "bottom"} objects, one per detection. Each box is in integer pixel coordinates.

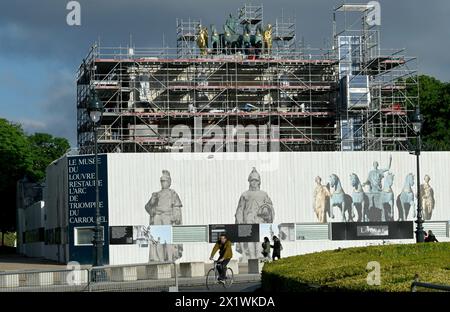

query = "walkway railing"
[
  {"left": 0, "top": 261, "right": 177, "bottom": 292},
  {"left": 411, "top": 274, "right": 450, "bottom": 292}
]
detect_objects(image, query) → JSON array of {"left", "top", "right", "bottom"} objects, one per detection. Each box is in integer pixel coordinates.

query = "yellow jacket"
[{"left": 210, "top": 240, "right": 233, "bottom": 260}]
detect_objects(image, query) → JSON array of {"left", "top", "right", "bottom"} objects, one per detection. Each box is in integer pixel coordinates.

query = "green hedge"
[
  {"left": 0, "top": 232, "right": 16, "bottom": 247},
  {"left": 261, "top": 242, "right": 450, "bottom": 292}
]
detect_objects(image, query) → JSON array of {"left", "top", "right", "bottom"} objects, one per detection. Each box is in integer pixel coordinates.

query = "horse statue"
[
  {"left": 349, "top": 173, "right": 369, "bottom": 222},
  {"left": 380, "top": 172, "right": 395, "bottom": 221},
  {"left": 210, "top": 24, "right": 220, "bottom": 53},
  {"left": 263, "top": 24, "right": 273, "bottom": 54},
  {"left": 254, "top": 24, "right": 263, "bottom": 54},
  {"left": 396, "top": 173, "right": 416, "bottom": 221},
  {"left": 196, "top": 24, "right": 208, "bottom": 56},
  {"left": 329, "top": 174, "right": 353, "bottom": 222},
  {"left": 223, "top": 13, "right": 241, "bottom": 52},
  {"left": 242, "top": 23, "right": 252, "bottom": 54}
]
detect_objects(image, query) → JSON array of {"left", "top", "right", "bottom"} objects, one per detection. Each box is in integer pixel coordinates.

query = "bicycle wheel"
[
  {"left": 205, "top": 268, "right": 218, "bottom": 290},
  {"left": 223, "top": 267, "right": 234, "bottom": 288}
]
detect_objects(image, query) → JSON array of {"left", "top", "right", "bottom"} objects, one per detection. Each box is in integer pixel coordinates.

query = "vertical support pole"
[{"left": 415, "top": 134, "right": 424, "bottom": 243}]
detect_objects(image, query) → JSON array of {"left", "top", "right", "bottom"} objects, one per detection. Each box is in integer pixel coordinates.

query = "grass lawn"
[{"left": 261, "top": 242, "right": 450, "bottom": 292}]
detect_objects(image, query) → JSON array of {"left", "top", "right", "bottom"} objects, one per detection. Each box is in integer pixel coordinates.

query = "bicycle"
[{"left": 205, "top": 259, "right": 234, "bottom": 290}]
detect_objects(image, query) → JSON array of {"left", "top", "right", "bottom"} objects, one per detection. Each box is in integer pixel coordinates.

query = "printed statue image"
[
  {"left": 145, "top": 170, "right": 182, "bottom": 225},
  {"left": 363, "top": 156, "right": 392, "bottom": 192},
  {"left": 235, "top": 167, "right": 275, "bottom": 261},
  {"left": 144, "top": 170, "right": 183, "bottom": 262},
  {"left": 313, "top": 155, "right": 435, "bottom": 223},
  {"left": 396, "top": 173, "right": 416, "bottom": 221},
  {"left": 349, "top": 173, "right": 369, "bottom": 222},
  {"left": 313, "top": 176, "right": 331, "bottom": 223},
  {"left": 328, "top": 174, "right": 353, "bottom": 222},
  {"left": 420, "top": 175, "right": 435, "bottom": 220}
]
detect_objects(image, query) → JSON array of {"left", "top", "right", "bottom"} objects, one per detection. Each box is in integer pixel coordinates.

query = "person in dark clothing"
[
  {"left": 425, "top": 230, "right": 439, "bottom": 242},
  {"left": 271, "top": 235, "right": 282, "bottom": 260},
  {"left": 261, "top": 237, "right": 271, "bottom": 260},
  {"left": 210, "top": 233, "right": 233, "bottom": 281}
]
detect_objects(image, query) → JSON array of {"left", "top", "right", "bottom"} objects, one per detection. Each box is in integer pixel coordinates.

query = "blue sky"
[{"left": 1, "top": 0, "right": 449, "bottom": 146}]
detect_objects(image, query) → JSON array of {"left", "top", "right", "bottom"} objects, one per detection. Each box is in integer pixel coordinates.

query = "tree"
[
  {"left": 0, "top": 119, "right": 33, "bottom": 242},
  {"left": 406, "top": 75, "right": 450, "bottom": 150},
  {"left": 0, "top": 119, "right": 70, "bottom": 244},
  {"left": 28, "top": 133, "right": 70, "bottom": 181}
]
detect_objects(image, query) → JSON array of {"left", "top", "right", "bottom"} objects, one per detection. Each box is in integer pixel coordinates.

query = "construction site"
[{"left": 76, "top": 3, "right": 419, "bottom": 154}]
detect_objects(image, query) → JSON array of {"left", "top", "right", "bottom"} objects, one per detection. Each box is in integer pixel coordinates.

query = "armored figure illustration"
[
  {"left": 145, "top": 170, "right": 182, "bottom": 225},
  {"left": 420, "top": 175, "right": 435, "bottom": 220},
  {"left": 235, "top": 167, "right": 274, "bottom": 260},
  {"left": 235, "top": 167, "right": 274, "bottom": 224},
  {"left": 144, "top": 170, "right": 183, "bottom": 262},
  {"left": 313, "top": 176, "right": 331, "bottom": 223},
  {"left": 363, "top": 155, "right": 392, "bottom": 192}
]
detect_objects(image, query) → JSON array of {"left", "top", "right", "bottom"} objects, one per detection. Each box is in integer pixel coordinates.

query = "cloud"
[{"left": 19, "top": 118, "right": 48, "bottom": 133}]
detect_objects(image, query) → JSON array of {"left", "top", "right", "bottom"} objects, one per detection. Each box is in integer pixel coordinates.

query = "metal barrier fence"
[
  {"left": 0, "top": 262, "right": 177, "bottom": 292},
  {"left": 0, "top": 268, "right": 90, "bottom": 292},
  {"left": 89, "top": 262, "right": 177, "bottom": 292},
  {"left": 411, "top": 274, "right": 450, "bottom": 292}
]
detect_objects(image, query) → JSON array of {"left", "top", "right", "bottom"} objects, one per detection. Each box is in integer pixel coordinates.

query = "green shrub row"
[{"left": 261, "top": 242, "right": 450, "bottom": 292}]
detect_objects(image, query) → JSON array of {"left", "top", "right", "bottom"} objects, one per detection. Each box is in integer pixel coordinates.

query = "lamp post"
[
  {"left": 411, "top": 107, "right": 424, "bottom": 243},
  {"left": 87, "top": 90, "right": 104, "bottom": 266}
]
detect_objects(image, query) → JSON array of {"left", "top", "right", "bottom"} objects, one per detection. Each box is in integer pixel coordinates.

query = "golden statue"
[
  {"left": 263, "top": 24, "right": 273, "bottom": 54},
  {"left": 196, "top": 24, "right": 209, "bottom": 56}
]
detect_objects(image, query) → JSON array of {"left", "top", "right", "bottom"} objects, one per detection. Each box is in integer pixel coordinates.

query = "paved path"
[
  {"left": 0, "top": 254, "right": 66, "bottom": 272},
  {"left": 179, "top": 281, "right": 261, "bottom": 292}
]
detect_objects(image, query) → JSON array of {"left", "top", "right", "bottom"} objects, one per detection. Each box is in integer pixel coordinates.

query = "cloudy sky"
[{"left": 0, "top": 0, "right": 449, "bottom": 146}]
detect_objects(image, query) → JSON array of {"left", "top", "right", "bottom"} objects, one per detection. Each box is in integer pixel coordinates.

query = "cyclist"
[{"left": 210, "top": 233, "right": 233, "bottom": 282}]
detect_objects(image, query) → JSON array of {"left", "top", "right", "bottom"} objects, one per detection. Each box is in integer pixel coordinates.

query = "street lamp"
[
  {"left": 87, "top": 90, "right": 104, "bottom": 266},
  {"left": 411, "top": 107, "right": 424, "bottom": 243}
]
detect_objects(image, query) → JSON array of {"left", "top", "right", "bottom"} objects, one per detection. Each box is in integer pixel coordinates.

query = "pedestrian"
[
  {"left": 261, "top": 237, "right": 271, "bottom": 260},
  {"left": 424, "top": 230, "right": 439, "bottom": 242},
  {"left": 271, "top": 235, "right": 282, "bottom": 260}
]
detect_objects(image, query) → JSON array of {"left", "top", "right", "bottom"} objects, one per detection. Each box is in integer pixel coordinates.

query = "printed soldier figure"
[
  {"left": 145, "top": 170, "right": 183, "bottom": 262},
  {"left": 145, "top": 170, "right": 182, "bottom": 225},
  {"left": 235, "top": 167, "right": 275, "bottom": 260}
]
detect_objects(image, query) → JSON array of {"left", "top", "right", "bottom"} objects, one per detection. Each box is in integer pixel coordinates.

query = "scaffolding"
[
  {"left": 76, "top": 3, "right": 418, "bottom": 154},
  {"left": 333, "top": 3, "right": 418, "bottom": 151}
]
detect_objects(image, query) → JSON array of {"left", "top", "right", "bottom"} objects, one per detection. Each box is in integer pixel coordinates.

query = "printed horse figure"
[
  {"left": 349, "top": 173, "right": 369, "bottom": 222},
  {"left": 329, "top": 174, "right": 353, "bottom": 222},
  {"left": 380, "top": 172, "right": 395, "bottom": 221},
  {"left": 396, "top": 173, "right": 416, "bottom": 221}
]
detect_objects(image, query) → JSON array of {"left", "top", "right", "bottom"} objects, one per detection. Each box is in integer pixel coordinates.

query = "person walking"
[
  {"left": 261, "top": 237, "right": 271, "bottom": 260},
  {"left": 271, "top": 235, "right": 282, "bottom": 260}
]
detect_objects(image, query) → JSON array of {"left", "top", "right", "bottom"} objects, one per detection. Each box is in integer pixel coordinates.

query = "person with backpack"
[
  {"left": 271, "top": 235, "right": 282, "bottom": 260},
  {"left": 261, "top": 237, "right": 271, "bottom": 260}
]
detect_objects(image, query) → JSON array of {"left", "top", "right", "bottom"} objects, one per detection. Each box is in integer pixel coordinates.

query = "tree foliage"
[
  {"left": 0, "top": 119, "right": 69, "bottom": 232},
  {"left": 408, "top": 75, "right": 450, "bottom": 150}
]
